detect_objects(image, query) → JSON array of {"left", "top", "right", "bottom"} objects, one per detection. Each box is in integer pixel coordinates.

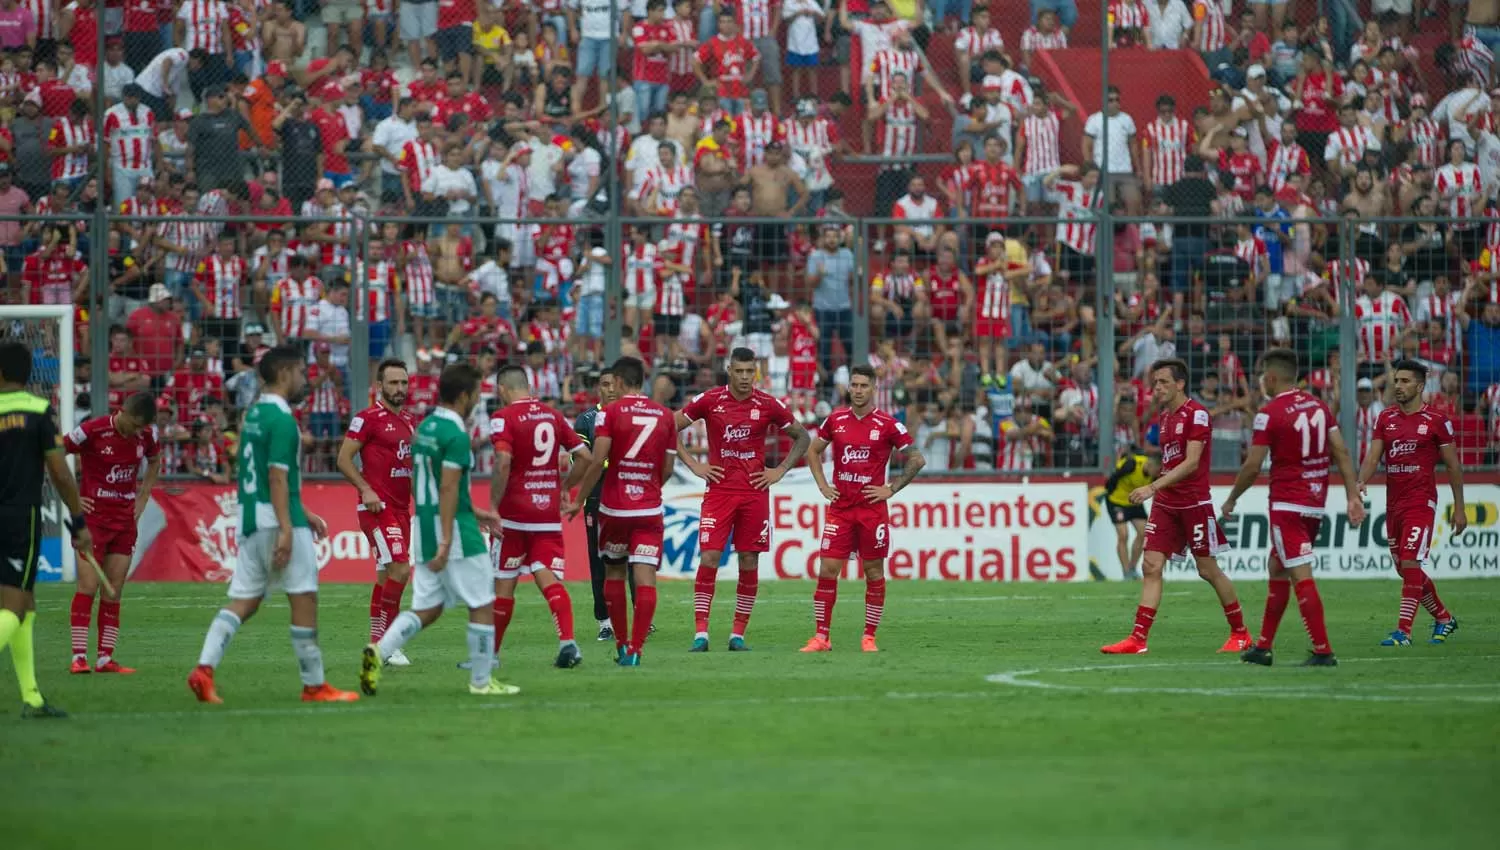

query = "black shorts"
[
  {"left": 875, "top": 168, "right": 914, "bottom": 218},
  {"left": 1108, "top": 503, "right": 1148, "bottom": 524},
  {"left": 0, "top": 508, "right": 44, "bottom": 591},
  {"left": 653, "top": 313, "right": 683, "bottom": 337},
  {"left": 884, "top": 312, "right": 915, "bottom": 339},
  {"left": 755, "top": 224, "right": 788, "bottom": 265},
  {"left": 436, "top": 25, "right": 473, "bottom": 62},
  {"left": 1056, "top": 243, "right": 1095, "bottom": 282}
]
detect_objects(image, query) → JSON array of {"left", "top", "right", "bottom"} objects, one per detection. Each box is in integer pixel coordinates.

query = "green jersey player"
[
  {"left": 360, "top": 363, "right": 520, "bottom": 697},
  {"left": 188, "top": 346, "right": 359, "bottom": 704}
]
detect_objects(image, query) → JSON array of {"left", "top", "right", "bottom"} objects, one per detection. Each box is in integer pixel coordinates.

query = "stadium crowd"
[{"left": 2, "top": 0, "right": 1500, "bottom": 478}]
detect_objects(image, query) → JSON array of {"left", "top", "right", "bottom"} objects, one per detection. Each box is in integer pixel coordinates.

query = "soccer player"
[
  {"left": 0, "top": 342, "right": 92, "bottom": 718},
  {"left": 336, "top": 358, "right": 418, "bottom": 666},
  {"left": 188, "top": 347, "right": 359, "bottom": 704},
  {"left": 63, "top": 391, "right": 161, "bottom": 675},
  {"left": 564, "top": 356, "right": 677, "bottom": 666},
  {"left": 676, "top": 347, "right": 810, "bottom": 651},
  {"left": 489, "top": 365, "right": 592, "bottom": 669},
  {"left": 360, "top": 363, "right": 520, "bottom": 697},
  {"left": 574, "top": 367, "right": 632, "bottom": 641},
  {"left": 1221, "top": 349, "right": 1366, "bottom": 666},
  {"left": 801, "top": 365, "right": 925, "bottom": 653},
  {"left": 1356, "top": 358, "right": 1465, "bottom": 646},
  {"left": 1103, "top": 447, "right": 1158, "bottom": 581},
  {"left": 1101, "top": 358, "right": 1252, "bottom": 655}
]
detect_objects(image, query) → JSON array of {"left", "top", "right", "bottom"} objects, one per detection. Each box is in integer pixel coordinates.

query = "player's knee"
[
  {"left": 386, "top": 562, "right": 411, "bottom": 583},
  {"left": 736, "top": 552, "right": 758, "bottom": 571},
  {"left": 1193, "top": 560, "right": 1222, "bottom": 581},
  {"left": 1140, "top": 554, "right": 1165, "bottom": 577}
]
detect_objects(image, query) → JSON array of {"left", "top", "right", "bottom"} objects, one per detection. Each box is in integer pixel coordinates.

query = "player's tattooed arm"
[{"left": 890, "top": 444, "right": 927, "bottom": 494}]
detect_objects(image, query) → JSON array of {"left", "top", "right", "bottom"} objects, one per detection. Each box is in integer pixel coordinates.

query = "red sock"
[
  {"left": 1295, "top": 578, "right": 1332, "bottom": 654},
  {"left": 1397, "top": 568, "right": 1424, "bottom": 633},
  {"left": 863, "top": 577, "right": 886, "bottom": 638},
  {"left": 542, "top": 582, "right": 575, "bottom": 642},
  {"left": 1223, "top": 600, "right": 1247, "bottom": 633},
  {"left": 368, "top": 583, "right": 386, "bottom": 643},
  {"left": 693, "top": 566, "right": 716, "bottom": 634},
  {"left": 1130, "top": 605, "right": 1156, "bottom": 642},
  {"left": 603, "top": 578, "right": 630, "bottom": 650},
  {"left": 1419, "top": 573, "right": 1451, "bottom": 623},
  {"left": 1256, "top": 580, "right": 1291, "bottom": 650},
  {"left": 70, "top": 592, "right": 93, "bottom": 657},
  {"left": 492, "top": 597, "right": 516, "bottom": 653},
  {"left": 97, "top": 599, "right": 121, "bottom": 659},
  {"left": 731, "top": 570, "right": 758, "bottom": 639},
  {"left": 381, "top": 577, "right": 408, "bottom": 637},
  {"left": 630, "top": 585, "right": 657, "bottom": 655},
  {"left": 813, "top": 576, "right": 838, "bottom": 639}
]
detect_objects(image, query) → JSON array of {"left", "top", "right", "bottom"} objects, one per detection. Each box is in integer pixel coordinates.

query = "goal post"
[{"left": 0, "top": 304, "right": 77, "bottom": 582}]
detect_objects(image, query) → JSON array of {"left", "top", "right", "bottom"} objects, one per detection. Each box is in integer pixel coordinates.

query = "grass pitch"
[{"left": 3, "top": 579, "right": 1497, "bottom": 850}]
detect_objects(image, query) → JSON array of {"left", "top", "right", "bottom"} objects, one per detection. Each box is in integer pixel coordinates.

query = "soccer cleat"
[
  {"left": 614, "top": 644, "right": 627, "bottom": 664},
  {"left": 69, "top": 656, "right": 91, "bottom": 675},
  {"left": 359, "top": 644, "right": 382, "bottom": 696},
  {"left": 301, "top": 683, "right": 360, "bottom": 703},
  {"left": 619, "top": 652, "right": 642, "bottom": 667},
  {"left": 727, "top": 636, "right": 750, "bottom": 652},
  {"left": 1217, "top": 631, "right": 1254, "bottom": 653},
  {"left": 690, "top": 637, "right": 709, "bottom": 653},
  {"left": 20, "top": 700, "right": 68, "bottom": 719},
  {"left": 1100, "top": 636, "right": 1149, "bottom": 654},
  {"left": 385, "top": 649, "right": 411, "bottom": 667},
  {"left": 1429, "top": 617, "right": 1459, "bottom": 644},
  {"left": 1240, "top": 646, "right": 1273, "bottom": 667},
  {"left": 1300, "top": 652, "right": 1338, "bottom": 667},
  {"left": 861, "top": 635, "right": 880, "bottom": 653},
  {"left": 1380, "top": 630, "right": 1412, "bottom": 646},
  {"left": 469, "top": 680, "right": 522, "bottom": 696},
  {"left": 597, "top": 622, "right": 613, "bottom": 642},
  {"left": 800, "top": 635, "right": 832, "bottom": 653},
  {"left": 555, "top": 643, "right": 582, "bottom": 669},
  {"left": 187, "top": 665, "right": 222, "bottom": 704},
  {"left": 650, "top": 623, "right": 657, "bottom": 635},
  {"left": 95, "top": 659, "right": 136, "bottom": 674}
]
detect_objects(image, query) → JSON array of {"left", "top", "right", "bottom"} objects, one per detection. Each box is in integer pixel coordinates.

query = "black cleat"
[
  {"left": 21, "top": 700, "right": 68, "bottom": 719},
  {"left": 1300, "top": 652, "right": 1338, "bottom": 667},
  {"left": 1240, "top": 646, "right": 1273, "bottom": 667},
  {"left": 555, "top": 643, "right": 582, "bottom": 669}
]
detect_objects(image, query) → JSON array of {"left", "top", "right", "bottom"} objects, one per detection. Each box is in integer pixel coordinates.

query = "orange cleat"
[
  {"left": 1100, "top": 636, "right": 1149, "bottom": 655},
  {"left": 301, "top": 683, "right": 360, "bottom": 703},
  {"left": 861, "top": 635, "right": 880, "bottom": 653},
  {"left": 69, "top": 656, "right": 91, "bottom": 675},
  {"left": 187, "top": 665, "right": 222, "bottom": 704},
  {"left": 95, "top": 659, "right": 136, "bottom": 674},
  {"left": 799, "top": 635, "right": 832, "bottom": 653},
  {"left": 1217, "top": 631, "right": 1254, "bottom": 653}
]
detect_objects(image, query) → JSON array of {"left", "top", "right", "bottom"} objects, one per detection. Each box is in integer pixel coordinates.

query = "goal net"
[{"left": 0, "top": 305, "right": 78, "bottom": 582}]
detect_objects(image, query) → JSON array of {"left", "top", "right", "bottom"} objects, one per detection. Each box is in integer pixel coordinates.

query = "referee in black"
[
  {"left": 0, "top": 341, "right": 92, "bottom": 718},
  {"left": 572, "top": 367, "right": 642, "bottom": 641}
]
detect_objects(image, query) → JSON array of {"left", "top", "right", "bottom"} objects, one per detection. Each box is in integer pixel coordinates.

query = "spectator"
[{"left": 806, "top": 224, "right": 855, "bottom": 369}]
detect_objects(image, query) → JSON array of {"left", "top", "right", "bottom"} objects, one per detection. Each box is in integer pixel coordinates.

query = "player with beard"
[
  {"left": 676, "top": 348, "right": 810, "bottom": 651},
  {"left": 1357, "top": 359, "right": 1465, "bottom": 646},
  {"left": 337, "top": 359, "right": 420, "bottom": 665}
]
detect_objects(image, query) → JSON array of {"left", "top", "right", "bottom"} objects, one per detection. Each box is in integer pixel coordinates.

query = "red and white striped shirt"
[
  {"left": 654, "top": 241, "right": 687, "bottom": 317},
  {"left": 636, "top": 163, "right": 695, "bottom": 215},
  {"left": 735, "top": 111, "right": 782, "bottom": 170},
  {"left": 48, "top": 117, "right": 94, "bottom": 182},
  {"left": 1326, "top": 125, "right": 1379, "bottom": 173},
  {"left": 399, "top": 139, "right": 441, "bottom": 192},
  {"left": 22, "top": 0, "right": 56, "bottom": 40},
  {"left": 996, "top": 418, "right": 1043, "bottom": 470},
  {"left": 1417, "top": 290, "right": 1463, "bottom": 349},
  {"left": 1456, "top": 27, "right": 1496, "bottom": 85},
  {"left": 622, "top": 241, "right": 659, "bottom": 298},
  {"left": 868, "top": 352, "right": 909, "bottom": 413},
  {"left": 785, "top": 116, "right": 838, "bottom": 188},
  {"left": 178, "top": 0, "right": 230, "bottom": 53},
  {"left": 1356, "top": 402, "right": 1383, "bottom": 464},
  {"left": 665, "top": 215, "right": 709, "bottom": 280},
  {"left": 1142, "top": 116, "right": 1193, "bottom": 186},
  {"left": 250, "top": 245, "right": 293, "bottom": 283},
  {"left": 1435, "top": 162, "right": 1483, "bottom": 224},
  {"left": 359, "top": 259, "right": 398, "bottom": 323},
  {"left": 271, "top": 276, "right": 322, "bottom": 340},
  {"left": 103, "top": 102, "right": 155, "bottom": 172},
  {"left": 1266, "top": 139, "right": 1310, "bottom": 191},
  {"left": 869, "top": 47, "right": 921, "bottom": 102},
  {"left": 1193, "top": 0, "right": 1229, "bottom": 52},
  {"left": 402, "top": 240, "right": 435, "bottom": 306},
  {"left": 1234, "top": 237, "right": 1268, "bottom": 270},
  {"left": 300, "top": 200, "right": 353, "bottom": 267},
  {"left": 955, "top": 26, "right": 1004, "bottom": 56},
  {"left": 1354, "top": 290, "right": 1411, "bottom": 362},
  {"left": 737, "top": 0, "right": 773, "bottom": 39},
  {"left": 525, "top": 363, "right": 563, "bottom": 400},
  {"left": 1483, "top": 384, "right": 1500, "bottom": 438},
  {"left": 161, "top": 216, "right": 213, "bottom": 274},
  {"left": 195, "top": 254, "right": 245, "bottom": 319},
  {"left": 1020, "top": 26, "right": 1068, "bottom": 53},
  {"left": 1053, "top": 180, "right": 1101, "bottom": 254},
  {"left": 979, "top": 266, "right": 1011, "bottom": 321},
  {"left": 879, "top": 97, "right": 919, "bottom": 158},
  {"left": 667, "top": 17, "right": 694, "bottom": 75},
  {"left": 1020, "top": 110, "right": 1062, "bottom": 176},
  {"left": 306, "top": 363, "right": 344, "bottom": 415},
  {"left": 1109, "top": 1, "right": 1149, "bottom": 32}
]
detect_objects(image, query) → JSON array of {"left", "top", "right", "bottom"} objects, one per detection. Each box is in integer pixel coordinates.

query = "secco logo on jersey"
[
  {"left": 1389, "top": 439, "right": 1418, "bottom": 459},
  {"left": 105, "top": 464, "right": 136, "bottom": 484},
  {"left": 1162, "top": 444, "right": 1182, "bottom": 464},
  {"left": 723, "top": 424, "right": 753, "bottom": 441},
  {"left": 842, "top": 446, "right": 871, "bottom": 464}
]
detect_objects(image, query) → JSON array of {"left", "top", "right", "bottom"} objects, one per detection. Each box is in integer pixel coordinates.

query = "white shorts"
[
  {"left": 624, "top": 287, "right": 656, "bottom": 312},
  {"left": 411, "top": 552, "right": 496, "bottom": 612},
  {"left": 229, "top": 527, "right": 320, "bottom": 599},
  {"left": 732, "top": 331, "right": 774, "bottom": 360},
  {"left": 398, "top": 2, "right": 438, "bottom": 40},
  {"left": 497, "top": 223, "right": 537, "bottom": 268}
]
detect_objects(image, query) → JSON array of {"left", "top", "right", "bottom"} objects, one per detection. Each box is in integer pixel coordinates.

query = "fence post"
[
  {"left": 349, "top": 216, "right": 370, "bottom": 399},
  {"left": 852, "top": 220, "right": 869, "bottom": 364},
  {"left": 88, "top": 208, "right": 110, "bottom": 417},
  {"left": 1336, "top": 217, "right": 1358, "bottom": 443}
]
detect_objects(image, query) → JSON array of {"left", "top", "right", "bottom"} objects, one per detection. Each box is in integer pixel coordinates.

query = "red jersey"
[
  {"left": 489, "top": 398, "right": 584, "bottom": 530},
  {"left": 1217, "top": 150, "right": 1262, "bottom": 200},
  {"left": 1253, "top": 389, "right": 1337, "bottom": 513},
  {"left": 408, "top": 373, "right": 439, "bottom": 415},
  {"left": 819, "top": 406, "right": 913, "bottom": 510},
  {"left": 345, "top": 403, "right": 418, "bottom": 513},
  {"left": 22, "top": 249, "right": 81, "bottom": 305},
  {"left": 106, "top": 356, "right": 149, "bottom": 410},
  {"left": 968, "top": 160, "right": 1023, "bottom": 218},
  {"left": 1376, "top": 405, "right": 1455, "bottom": 510},
  {"left": 433, "top": 91, "right": 491, "bottom": 126},
  {"left": 63, "top": 415, "right": 161, "bottom": 521},
  {"left": 1154, "top": 398, "right": 1213, "bottom": 509},
  {"left": 631, "top": 21, "right": 673, "bottom": 84},
  {"left": 696, "top": 35, "right": 758, "bottom": 100},
  {"left": 165, "top": 370, "right": 224, "bottom": 422},
  {"left": 597, "top": 394, "right": 678, "bottom": 517},
  {"left": 680, "top": 386, "right": 795, "bottom": 493}
]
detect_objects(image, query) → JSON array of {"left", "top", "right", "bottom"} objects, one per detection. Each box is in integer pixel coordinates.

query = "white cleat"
[{"left": 386, "top": 649, "right": 411, "bottom": 667}]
